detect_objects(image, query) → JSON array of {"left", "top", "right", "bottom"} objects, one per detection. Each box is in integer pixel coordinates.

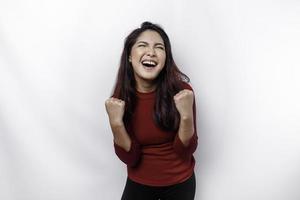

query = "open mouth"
[{"left": 141, "top": 60, "right": 157, "bottom": 68}]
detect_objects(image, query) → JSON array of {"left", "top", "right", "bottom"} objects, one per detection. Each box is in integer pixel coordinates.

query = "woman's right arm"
[
  {"left": 105, "top": 97, "right": 141, "bottom": 167},
  {"left": 111, "top": 122, "right": 131, "bottom": 152}
]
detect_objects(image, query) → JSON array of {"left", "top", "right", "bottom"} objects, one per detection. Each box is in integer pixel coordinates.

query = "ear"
[{"left": 128, "top": 56, "right": 132, "bottom": 62}]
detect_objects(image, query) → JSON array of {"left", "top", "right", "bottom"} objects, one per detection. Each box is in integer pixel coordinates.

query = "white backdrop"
[{"left": 1, "top": 0, "right": 300, "bottom": 199}]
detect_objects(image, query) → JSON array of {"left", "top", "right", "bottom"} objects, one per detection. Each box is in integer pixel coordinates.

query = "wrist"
[
  {"left": 180, "top": 113, "right": 193, "bottom": 121},
  {"left": 110, "top": 120, "right": 124, "bottom": 128}
]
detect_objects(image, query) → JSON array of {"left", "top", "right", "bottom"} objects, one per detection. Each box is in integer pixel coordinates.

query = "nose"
[{"left": 146, "top": 47, "right": 156, "bottom": 57}]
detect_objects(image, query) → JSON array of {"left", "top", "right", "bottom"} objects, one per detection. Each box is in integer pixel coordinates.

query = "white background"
[{"left": 1, "top": 0, "right": 300, "bottom": 199}]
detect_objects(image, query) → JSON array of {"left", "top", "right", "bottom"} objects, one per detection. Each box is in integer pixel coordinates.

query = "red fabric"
[{"left": 113, "top": 82, "right": 198, "bottom": 186}]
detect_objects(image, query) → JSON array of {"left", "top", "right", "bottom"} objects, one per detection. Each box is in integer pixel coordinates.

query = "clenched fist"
[
  {"left": 105, "top": 97, "right": 125, "bottom": 126},
  {"left": 173, "top": 89, "right": 194, "bottom": 118}
]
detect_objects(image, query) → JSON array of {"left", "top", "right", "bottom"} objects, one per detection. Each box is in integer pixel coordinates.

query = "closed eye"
[{"left": 156, "top": 46, "right": 165, "bottom": 50}]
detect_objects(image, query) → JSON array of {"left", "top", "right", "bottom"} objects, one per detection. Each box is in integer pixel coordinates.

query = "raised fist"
[
  {"left": 105, "top": 97, "right": 125, "bottom": 126},
  {"left": 173, "top": 89, "right": 194, "bottom": 118}
]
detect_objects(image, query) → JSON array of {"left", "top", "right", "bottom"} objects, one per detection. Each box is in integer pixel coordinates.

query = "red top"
[{"left": 113, "top": 81, "right": 198, "bottom": 186}]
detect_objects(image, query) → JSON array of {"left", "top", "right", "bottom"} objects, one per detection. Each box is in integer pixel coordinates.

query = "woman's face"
[{"left": 129, "top": 30, "right": 166, "bottom": 88}]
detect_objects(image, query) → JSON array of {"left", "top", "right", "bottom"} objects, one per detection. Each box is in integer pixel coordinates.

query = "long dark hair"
[{"left": 111, "top": 21, "right": 190, "bottom": 132}]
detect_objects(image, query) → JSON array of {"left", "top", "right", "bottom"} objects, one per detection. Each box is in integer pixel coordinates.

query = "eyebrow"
[{"left": 136, "top": 41, "right": 165, "bottom": 46}]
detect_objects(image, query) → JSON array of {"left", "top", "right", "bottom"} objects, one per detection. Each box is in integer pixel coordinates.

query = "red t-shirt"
[{"left": 113, "top": 81, "right": 198, "bottom": 186}]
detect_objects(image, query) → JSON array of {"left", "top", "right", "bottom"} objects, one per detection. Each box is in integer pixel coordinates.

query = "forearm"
[
  {"left": 177, "top": 115, "right": 195, "bottom": 146},
  {"left": 173, "top": 111, "right": 198, "bottom": 160},
  {"left": 110, "top": 122, "right": 142, "bottom": 167},
  {"left": 110, "top": 122, "right": 132, "bottom": 152}
]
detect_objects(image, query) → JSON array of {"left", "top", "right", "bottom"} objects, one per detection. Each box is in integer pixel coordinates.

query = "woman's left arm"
[{"left": 173, "top": 87, "right": 198, "bottom": 160}]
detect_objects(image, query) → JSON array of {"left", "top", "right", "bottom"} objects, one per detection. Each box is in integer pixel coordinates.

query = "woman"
[{"left": 105, "top": 21, "right": 198, "bottom": 200}]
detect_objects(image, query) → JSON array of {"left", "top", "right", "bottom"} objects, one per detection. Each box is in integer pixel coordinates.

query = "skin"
[
  {"left": 105, "top": 30, "right": 194, "bottom": 152},
  {"left": 129, "top": 30, "right": 166, "bottom": 93}
]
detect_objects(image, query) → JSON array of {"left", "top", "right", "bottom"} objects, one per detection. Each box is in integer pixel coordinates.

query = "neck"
[{"left": 136, "top": 81, "right": 157, "bottom": 93}]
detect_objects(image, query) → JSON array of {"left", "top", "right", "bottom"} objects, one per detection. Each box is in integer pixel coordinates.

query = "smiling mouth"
[{"left": 141, "top": 60, "right": 157, "bottom": 68}]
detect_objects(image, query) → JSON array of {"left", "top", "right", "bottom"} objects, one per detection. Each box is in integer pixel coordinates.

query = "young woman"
[{"left": 105, "top": 21, "right": 198, "bottom": 200}]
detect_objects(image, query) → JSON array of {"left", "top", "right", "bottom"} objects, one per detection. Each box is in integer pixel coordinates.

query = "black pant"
[{"left": 121, "top": 172, "right": 196, "bottom": 200}]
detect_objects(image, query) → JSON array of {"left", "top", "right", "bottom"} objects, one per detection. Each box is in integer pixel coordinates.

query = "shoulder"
[{"left": 180, "top": 81, "right": 194, "bottom": 91}]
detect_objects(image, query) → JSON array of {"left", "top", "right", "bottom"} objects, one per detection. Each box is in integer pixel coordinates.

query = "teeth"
[{"left": 142, "top": 60, "right": 157, "bottom": 66}]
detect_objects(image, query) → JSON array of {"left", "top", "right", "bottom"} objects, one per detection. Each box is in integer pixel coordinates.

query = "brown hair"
[{"left": 111, "top": 21, "right": 190, "bottom": 132}]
